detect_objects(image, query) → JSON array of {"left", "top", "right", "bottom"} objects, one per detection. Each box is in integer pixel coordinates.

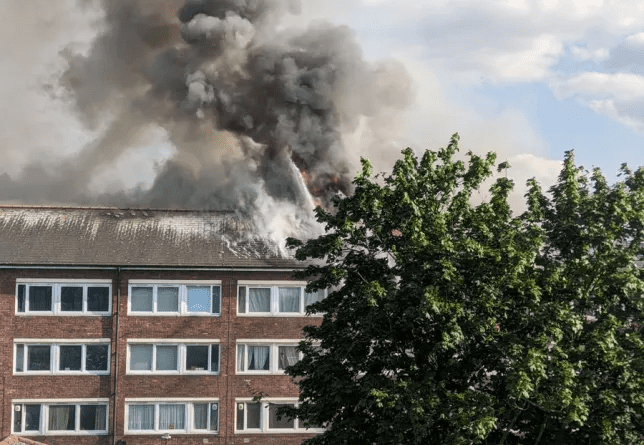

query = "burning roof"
[{"left": 0, "top": 206, "right": 301, "bottom": 268}]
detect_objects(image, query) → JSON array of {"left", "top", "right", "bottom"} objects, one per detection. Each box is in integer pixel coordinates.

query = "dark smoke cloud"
[{"left": 1, "top": 0, "right": 412, "bottom": 238}]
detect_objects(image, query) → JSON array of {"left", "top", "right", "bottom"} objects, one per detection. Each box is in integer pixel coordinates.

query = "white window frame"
[
  {"left": 237, "top": 281, "right": 326, "bottom": 317},
  {"left": 127, "top": 280, "right": 221, "bottom": 316},
  {"left": 126, "top": 339, "right": 220, "bottom": 375},
  {"left": 12, "top": 399, "right": 109, "bottom": 436},
  {"left": 234, "top": 398, "right": 324, "bottom": 434},
  {"left": 15, "top": 279, "right": 112, "bottom": 316},
  {"left": 236, "top": 340, "right": 302, "bottom": 375},
  {"left": 124, "top": 398, "right": 219, "bottom": 435},
  {"left": 13, "top": 339, "right": 111, "bottom": 375}
]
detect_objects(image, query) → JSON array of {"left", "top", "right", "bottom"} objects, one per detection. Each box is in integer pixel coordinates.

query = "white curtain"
[
  {"left": 93, "top": 405, "right": 107, "bottom": 431},
  {"left": 48, "top": 405, "right": 74, "bottom": 431},
  {"left": 237, "top": 345, "right": 245, "bottom": 372},
  {"left": 279, "top": 287, "right": 301, "bottom": 312},
  {"left": 15, "top": 345, "right": 24, "bottom": 372},
  {"left": 159, "top": 404, "right": 185, "bottom": 430},
  {"left": 248, "top": 346, "right": 270, "bottom": 370},
  {"left": 157, "top": 287, "right": 179, "bottom": 312},
  {"left": 194, "top": 404, "right": 208, "bottom": 429},
  {"left": 129, "top": 405, "right": 154, "bottom": 430},
  {"left": 305, "top": 289, "right": 325, "bottom": 308},
  {"left": 130, "top": 345, "right": 153, "bottom": 371},
  {"left": 279, "top": 346, "right": 299, "bottom": 369},
  {"left": 80, "top": 405, "right": 106, "bottom": 431},
  {"left": 156, "top": 346, "right": 178, "bottom": 371},
  {"left": 249, "top": 288, "right": 270, "bottom": 312},
  {"left": 131, "top": 287, "right": 153, "bottom": 312}
]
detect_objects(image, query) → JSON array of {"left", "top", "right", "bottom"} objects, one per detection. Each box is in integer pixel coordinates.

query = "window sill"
[
  {"left": 126, "top": 371, "right": 220, "bottom": 376},
  {"left": 236, "top": 313, "right": 322, "bottom": 318},
  {"left": 127, "top": 312, "right": 221, "bottom": 317},
  {"left": 13, "top": 372, "right": 110, "bottom": 376},
  {"left": 124, "top": 431, "right": 219, "bottom": 435},
  {"left": 15, "top": 313, "right": 111, "bottom": 317},
  {"left": 234, "top": 430, "right": 324, "bottom": 434},
  {"left": 15, "top": 431, "right": 108, "bottom": 436}
]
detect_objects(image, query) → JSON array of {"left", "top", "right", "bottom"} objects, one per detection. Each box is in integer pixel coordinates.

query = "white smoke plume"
[{"left": 0, "top": 0, "right": 412, "bottom": 243}]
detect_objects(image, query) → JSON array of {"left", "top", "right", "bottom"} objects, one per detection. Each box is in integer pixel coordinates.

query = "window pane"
[
  {"left": 15, "top": 345, "right": 24, "bottom": 372},
  {"left": 210, "top": 345, "right": 220, "bottom": 373},
  {"left": 59, "top": 345, "right": 82, "bottom": 371},
  {"left": 80, "top": 405, "right": 106, "bottom": 431},
  {"left": 48, "top": 405, "right": 75, "bottom": 431},
  {"left": 248, "top": 288, "right": 270, "bottom": 312},
  {"left": 131, "top": 287, "right": 153, "bottom": 312},
  {"left": 238, "top": 286, "right": 246, "bottom": 314},
  {"left": 87, "top": 286, "right": 110, "bottom": 312},
  {"left": 305, "top": 289, "right": 325, "bottom": 308},
  {"left": 236, "top": 404, "right": 245, "bottom": 430},
  {"left": 129, "top": 405, "right": 154, "bottom": 430},
  {"left": 194, "top": 404, "right": 207, "bottom": 430},
  {"left": 278, "top": 346, "right": 299, "bottom": 370},
  {"left": 159, "top": 404, "right": 185, "bottom": 430},
  {"left": 186, "top": 345, "right": 208, "bottom": 370},
  {"left": 156, "top": 346, "right": 178, "bottom": 371},
  {"left": 248, "top": 346, "right": 270, "bottom": 371},
  {"left": 269, "top": 404, "right": 295, "bottom": 429},
  {"left": 237, "top": 345, "right": 245, "bottom": 372},
  {"left": 211, "top": 286, "right": 221, "bottom": 314},
  {"left": 187, "top": 286, "right": 210, "bottom": 312},
  {"left": 17, "top": 284, "right": 25, "bottom": 312},
  {"left": 25, "top": 405, "right": 41, "bottom": 431},
  {"left": 61, "top": 286, "right": 83, "bottom": 311},
  {"left": 210, "top": 403, "right": 219, "bottom": 431},
  {"left": 27, "top": 346, "right": 50, "bottom": 371},
  {"left": 29, "top": 286, "right": 52, "bottom": 311},
  {"left": 157, "top": 287, "right": 179, "bottom": 312},
  {"left": 13, "top": 405, "right": 21, "bottom": 432},
  {"left": 247, "top": 403, "right": 261, "bottom": 429},
  {"left": 279, "top": 287, "right": 301, "bottom": 313},
  {"left": 86, "top": 345, "right": 109, "bottom": 371},
  {"left": 130, "top": 345, "right": 153, "bottom": 371}
]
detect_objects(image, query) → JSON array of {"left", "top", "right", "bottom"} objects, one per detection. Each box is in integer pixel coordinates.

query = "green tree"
[{"left": 283, "top": 134, "right": 644, "bottom": 444}]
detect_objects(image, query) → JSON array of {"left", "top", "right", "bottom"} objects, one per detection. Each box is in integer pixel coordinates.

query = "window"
[
  {"left": 12, "top": 401, "right": 108, "bottom": 435},
  {"left": 236, "top": 341, "right": 301, "bottom": 374},
  {"left": 125, "top": 400, "right": 218, "bottom": 434},
  {"left": 14, "top": 341, "right": 110, "bottom": 375},
  {"left": 128, "top": 282, "right": 221, "bottom": 315},
  {"left": 16, "top": 281, "right": 111, "bottom": 315},
  {"left": 127, "top": 342, "right": 219, "bottom": 374},
  {"left": 235, "top": 399, "right": 322, "bottom": 433},
  {"left": 237, "top": 282, "right": 326, "bottom": 316}
]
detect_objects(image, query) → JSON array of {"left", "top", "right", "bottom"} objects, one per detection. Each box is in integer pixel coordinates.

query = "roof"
[
  {"left": 0, "top": 206, "right": 303, "bottom": 269},
  {"left": 0, "top": 436, "right": 48, "bottom": 445}
]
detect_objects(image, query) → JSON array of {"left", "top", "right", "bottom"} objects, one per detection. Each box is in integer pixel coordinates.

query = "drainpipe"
[{"left": 112, "top": 267, "right": 121, "bottom": 445}]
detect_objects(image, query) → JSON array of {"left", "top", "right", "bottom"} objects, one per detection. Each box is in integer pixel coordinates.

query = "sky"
[{"left": 0, "top": 0, "right": 643, "bottom": 217}]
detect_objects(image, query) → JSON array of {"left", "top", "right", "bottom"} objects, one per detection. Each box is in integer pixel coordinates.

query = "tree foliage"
[{"left": 283, "top": 134, "right": 644, "bottom": 444}]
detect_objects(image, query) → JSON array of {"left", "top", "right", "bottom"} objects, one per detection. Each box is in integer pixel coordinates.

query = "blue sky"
[
  {"left": 314, "top": 0, "right": 644, "bottom": 187},
  {"left": 1, "top": 0, "right": 643, "bottom": 209}
]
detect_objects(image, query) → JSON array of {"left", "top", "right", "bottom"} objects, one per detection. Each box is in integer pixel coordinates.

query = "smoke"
[{"left": 0, "top": 0, "right": 412, "bottom": 242}]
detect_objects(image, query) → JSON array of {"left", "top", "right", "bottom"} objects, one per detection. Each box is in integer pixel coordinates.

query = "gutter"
[{"left": 112, "top": 267, "right": 121, "bottom": 445}]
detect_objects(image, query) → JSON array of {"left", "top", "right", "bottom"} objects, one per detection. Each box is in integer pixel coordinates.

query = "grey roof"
[{"left": 0, "top": 206, "right": 303, "bottom": 269}]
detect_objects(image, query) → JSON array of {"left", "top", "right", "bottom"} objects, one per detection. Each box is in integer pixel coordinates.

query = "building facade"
[{"left": 0, "top": 207, "right": 323, "bottom": 445}]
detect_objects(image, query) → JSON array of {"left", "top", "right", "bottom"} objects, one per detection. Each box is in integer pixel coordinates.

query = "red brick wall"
[{"left": 0, "top": 268, "right": 322, "bottom": 445}]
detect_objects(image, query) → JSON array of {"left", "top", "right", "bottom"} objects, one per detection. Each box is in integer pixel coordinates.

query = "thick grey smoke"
[{"left": 1, "top": 0, "right": 411, "bottom": 240}]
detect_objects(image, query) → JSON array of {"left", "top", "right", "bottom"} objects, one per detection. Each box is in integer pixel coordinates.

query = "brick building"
[{"left": 0, "top": 206, "right": 324, "bottom": 445}]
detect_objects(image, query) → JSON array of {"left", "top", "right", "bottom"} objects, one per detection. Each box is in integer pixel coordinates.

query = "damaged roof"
[{"left": 0, "top": 206, "right": 303, "bottom": 269}]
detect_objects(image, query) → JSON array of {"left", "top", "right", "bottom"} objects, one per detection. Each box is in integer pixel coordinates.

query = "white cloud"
[{"left": 552, "top": 72, "right": 644, "bottom": 132}]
